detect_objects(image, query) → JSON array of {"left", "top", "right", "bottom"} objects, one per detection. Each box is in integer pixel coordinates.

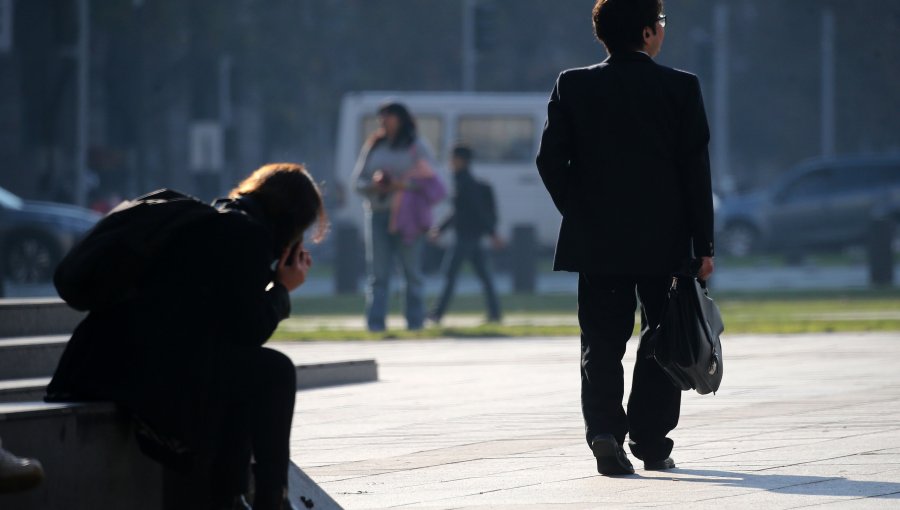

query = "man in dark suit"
[{"left": 536, "top": 0, "right": 715, "bottom": 476}]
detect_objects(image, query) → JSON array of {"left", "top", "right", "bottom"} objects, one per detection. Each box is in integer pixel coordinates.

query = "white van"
[{"left": 332, "top": 91, "right": 559, "bottom": 247}]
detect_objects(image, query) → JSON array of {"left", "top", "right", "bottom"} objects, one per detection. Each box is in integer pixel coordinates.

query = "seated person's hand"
[
  {"left": 276, "top": 242, "right": 312, "bottom": 291},
  {"left": 698, "top": 256, "right": 714, "bottom": 281},
  {"left": 490, "top": 234, "right": 506, "bottom": 250},
  {"left": 427, "top": 228, "right": 441, "bottom": 243}
]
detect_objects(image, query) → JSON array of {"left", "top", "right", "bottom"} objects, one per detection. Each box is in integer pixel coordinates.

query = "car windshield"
[{"left": 0, "top": 186, "right": 24, "bottom": 209}]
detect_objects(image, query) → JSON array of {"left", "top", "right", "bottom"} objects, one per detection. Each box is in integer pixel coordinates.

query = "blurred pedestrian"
[
  {"left": 0, "top": 437, "right": 44, "bottom": 493},
  {"left": 428, "top": 144, "right": 502, "bottom": 324},
  {"left": 352, "top": 102, "right": 446, "bottom": 331},
  {"left": 536, "top": 0, "right": 715, "bottom": 476},
  {"left": 47, "top": 163, "right": 328, "bottom": 509}
]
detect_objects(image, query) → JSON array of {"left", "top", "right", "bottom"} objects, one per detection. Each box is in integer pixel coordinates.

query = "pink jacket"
[{"left": 389, "top": 155, "right": 447, "bottom": 243}]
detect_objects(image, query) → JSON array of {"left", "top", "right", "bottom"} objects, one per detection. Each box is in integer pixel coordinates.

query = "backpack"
[{"left": 54, "top": 189, "right": 217, "bottom": 311}]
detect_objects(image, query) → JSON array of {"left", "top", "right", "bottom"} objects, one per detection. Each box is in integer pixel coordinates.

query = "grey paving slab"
[{"left": 275, "top": 332, "right": 900, "bottom": 509}]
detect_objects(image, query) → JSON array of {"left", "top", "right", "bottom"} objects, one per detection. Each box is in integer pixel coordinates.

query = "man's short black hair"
[
  {"left": 592, "top": 0, "right": 663, "bottom": 54},
  {"left": 452, "top": 144, "right": 474, "bottom": 163}
]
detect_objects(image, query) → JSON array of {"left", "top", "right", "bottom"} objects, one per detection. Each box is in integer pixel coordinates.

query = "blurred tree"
[{"left": 2, "top": 0, "right": 898, "bottom": 201}]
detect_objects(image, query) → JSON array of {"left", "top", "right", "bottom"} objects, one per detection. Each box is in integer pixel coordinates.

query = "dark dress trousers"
[
  {"left": 536, "top": 51, "right": 714, "bottom": 462},
  {"left": 46, "top": 198, "right": 296, "bottom": 503}
]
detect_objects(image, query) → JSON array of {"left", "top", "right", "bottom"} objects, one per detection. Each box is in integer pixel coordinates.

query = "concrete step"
[
  {"left": 0, "top": 336, "right": 68, "bottom": 380},
  {"left": 0, "top": 336, "right": 378, "bottom": 386},
  {"left": 0, "top": 360, "right": 377, "bottom": 403},
  {"left": 0, "top": 377, "right": 51, "bottom": 402},
  {"left": 0, "top": 299, "right": 84, "bottom": 338},
  {"left": 0, "top": 401, "right": 162, "bottom": 509},
  {"left": 0, "top": 402, "right": 343, "bottom": 509},
  {"left": 288, "top": 461, "right": 343, "bottom": 509},
  {"left": 296, "top": 359, "right": 378, "bottom": 390}
]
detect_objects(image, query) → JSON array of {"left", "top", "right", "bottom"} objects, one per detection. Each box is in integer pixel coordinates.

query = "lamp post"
[
  {"left": 712, "top": 3, "right": 730, "bottom": 195},
  {"left": 462, "top": 0, "right": 476, "bottom": 92},
  {"left": 74, "top": 0, "right": 90, "bottom": 207},
  {"left": 820, "top": 7, "right": 836, "bottom": 159}
]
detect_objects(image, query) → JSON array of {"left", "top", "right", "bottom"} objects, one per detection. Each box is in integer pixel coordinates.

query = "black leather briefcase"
[{"left": 647, "top": 274, "right": 724, "bottom": 395}]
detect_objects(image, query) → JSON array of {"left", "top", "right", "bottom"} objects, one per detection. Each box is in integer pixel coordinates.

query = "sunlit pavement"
[{"left": 275, "top": 333, "right": 900, "bottom": 509}]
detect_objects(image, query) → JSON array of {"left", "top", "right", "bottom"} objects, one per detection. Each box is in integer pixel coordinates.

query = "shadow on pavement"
[{"left": 654, "top": 469, "right": 900, "bottom": 498}]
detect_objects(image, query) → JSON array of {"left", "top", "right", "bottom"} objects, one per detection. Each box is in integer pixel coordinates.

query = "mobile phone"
[{"left": 285, "top": 241, "right": 301, "bottom": 266}]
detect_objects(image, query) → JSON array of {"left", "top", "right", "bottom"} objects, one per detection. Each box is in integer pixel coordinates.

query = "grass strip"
[
  {"left": 277, "top": 289, "right": 900, "bottom": 340},
  {"left": 271, "top": 324, "right": 581, "bottom": 342}
]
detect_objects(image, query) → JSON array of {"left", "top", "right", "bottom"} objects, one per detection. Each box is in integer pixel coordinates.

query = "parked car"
[
  {"left": 716, "top": 155, "right": 900, "bottom": 257},
  {"left": 0, "top": 186, "right": 101, "bottom": 284}
]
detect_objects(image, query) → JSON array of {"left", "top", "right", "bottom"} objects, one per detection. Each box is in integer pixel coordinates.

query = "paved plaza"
[{"left": 275, "top": 332, "right": 900, "bottom": 509}]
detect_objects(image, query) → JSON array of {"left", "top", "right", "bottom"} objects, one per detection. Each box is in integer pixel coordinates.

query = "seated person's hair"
[{"left": 230, "top": 163, "right": 328, "bottom": 252}]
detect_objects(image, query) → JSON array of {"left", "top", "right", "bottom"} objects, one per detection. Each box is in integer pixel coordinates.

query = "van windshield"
[{"left": 457, "top": 115, "right": 534, "bottom": 163}]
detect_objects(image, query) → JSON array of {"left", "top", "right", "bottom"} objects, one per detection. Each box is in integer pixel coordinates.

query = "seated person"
[{"left": 47, "top": 163, "right": 327, "bottom": 510}]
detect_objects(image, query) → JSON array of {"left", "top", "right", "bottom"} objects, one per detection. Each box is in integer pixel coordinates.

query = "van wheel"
[
  {"left": 4, "top": 233, "right": 59, "bottom": 284},
  {"left": 721, "top": 223, "right": 759, "bottom": 258}
]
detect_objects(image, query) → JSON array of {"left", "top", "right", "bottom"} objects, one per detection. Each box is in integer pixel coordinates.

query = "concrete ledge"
[
  {"left": 0, "top": 336, "right": 68, "bottom": 380},
  {"left": 0, "top": 402, "right": 163, "bottom": 510},
  {"left": 0, "top": 299, "right": 84, "bottom": 338},
  {"left": 288, "top": 462, "right": 344, "bottom": 510},
  {"left": 0, "top": 300, "right": 359, "bottom": 508},
  {"left": 0, "top": 360, "right": 378, "bottom": 403},
  {"left": 0, "top": 402, "right": 343, "bottom": 509},
  {"left": 0, "top": 377, "right": 51, "bottom": 402},
  {"left": 296, "top": 359, "right": 378, "bottom": 390}
]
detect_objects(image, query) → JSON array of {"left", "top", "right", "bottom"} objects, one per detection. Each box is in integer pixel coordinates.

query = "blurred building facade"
[{"left": 0, "top": 0, "right": 897, "bottom": 205}]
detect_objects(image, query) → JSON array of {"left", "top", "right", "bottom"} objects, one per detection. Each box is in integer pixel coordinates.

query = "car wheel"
[
  {"left": 4, "top": 233, "right": 60, "bottom": 284},
  {"left": 721, "top": 223, "right": 759, "bottom": 257}
]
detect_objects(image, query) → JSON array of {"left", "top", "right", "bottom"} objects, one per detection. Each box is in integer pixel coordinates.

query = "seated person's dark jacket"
[{"left": 46, "top": 198, "right": 291, "bottom": 455}]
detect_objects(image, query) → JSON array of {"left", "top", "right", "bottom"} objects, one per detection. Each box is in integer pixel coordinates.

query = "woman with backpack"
[{"left": 47, "top": 163, "right": 327, "bottom": 509}]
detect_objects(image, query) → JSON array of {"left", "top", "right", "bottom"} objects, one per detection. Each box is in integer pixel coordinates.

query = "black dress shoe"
[
  {"left": 589, "top": 434, "right": 635, "bottom": 476},
  {"left": 644, "top": 457, "right": 676, "bottom": 471}
]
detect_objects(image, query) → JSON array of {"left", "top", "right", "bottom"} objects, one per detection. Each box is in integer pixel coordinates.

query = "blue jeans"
[{"left": 364, "top": 210, "right": 425, "bottom": 331}]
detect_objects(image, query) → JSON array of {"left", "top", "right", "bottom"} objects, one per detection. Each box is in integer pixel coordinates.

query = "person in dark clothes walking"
[
  {"left": 428, "top": 145, "right": 502, "bottom": 324},
  {"left": 536, "top": 0, "right": 715, "bottom": 476},
  {"left": 47, "top": 163, "right": 328, "bottom": 509}
]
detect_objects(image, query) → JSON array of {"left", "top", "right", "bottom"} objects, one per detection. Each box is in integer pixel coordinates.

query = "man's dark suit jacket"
[{"left": 536, "top": 51, "right": 714, "bottom": 276}]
